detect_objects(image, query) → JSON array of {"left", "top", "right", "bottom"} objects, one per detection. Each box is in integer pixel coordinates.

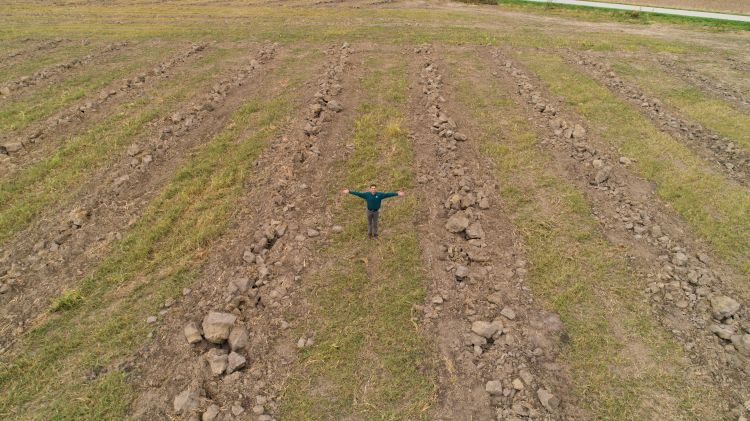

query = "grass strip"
[
  {"left": 0, "top": 46, "right": 238, "bottom": 245},
  {"left": 0, "top": 52, "right": 313, "bottom": 420},
  {"left": 448, "top": 52, "right": 723, "bottom": 419},
  {"left": 517, "top": 51, "right": 750, "bottom": 274},
  {"left": 280, "top": 57, "right": 435, "bottom": 419}
]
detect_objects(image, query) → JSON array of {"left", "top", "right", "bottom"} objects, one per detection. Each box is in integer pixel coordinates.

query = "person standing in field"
[{"left": 341, "top": 184, "right": 405, "bottom": 238}]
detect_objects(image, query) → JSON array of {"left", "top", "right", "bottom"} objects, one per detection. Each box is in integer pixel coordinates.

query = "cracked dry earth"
[{"left": 1, "top": 1, "right": 750, "bottom": 420}]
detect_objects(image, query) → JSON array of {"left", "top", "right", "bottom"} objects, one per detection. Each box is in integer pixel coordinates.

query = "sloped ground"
[{"left": 0, "top": 1, "right": 749, "bottom": 420}]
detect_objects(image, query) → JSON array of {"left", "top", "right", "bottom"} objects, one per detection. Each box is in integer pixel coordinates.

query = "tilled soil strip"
[
  {"left": 0, "top": 43, "right": 280, "bottom": 352},
  {"left": 127, "top": 43, "right": 355, "bottom": 420},
  {"left": 0, "top": 41, "right": 129, "bottom": 102},
  {"left": 564, "top": 50, "right": 750, "bottom": 188},
  {"left": 408, "top": 45, "right": 578, "bottom": 420},
  {"left": 494, "top": 49, "right": 750, "bottom": 417},
  {"left": 0, "top": 43, "right": 206, "bottom": 173}
]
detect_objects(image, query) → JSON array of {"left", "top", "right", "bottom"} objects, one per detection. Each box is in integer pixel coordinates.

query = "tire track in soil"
[
  {"left": 0, "top": 43, "right": 208, "bottom": 176},
  {"left": 408, "top": 45, "right": 580, "bottom": 421},
  {"left": 563, "top": 50, "right": 750, "bottom": 189},
  {"left": 493, "top": 49, "right": 750, "bottom": 418},
  {"left": 126, "top": 43, "right": 359, "bottom": 420},
  {"left": 0, "top": 41, "right": 129, "bottom": 101},
  {"left": 0, "top": 43, "right": 281, "bottom": 354},
  {"left": 0, "top": 38, "right": 69, "bottom": 70}
]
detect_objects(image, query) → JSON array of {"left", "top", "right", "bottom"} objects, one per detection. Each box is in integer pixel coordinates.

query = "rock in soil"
[
  {"left": 228, "top": 326, "right": 249, "bottom": 351},
  {"left": 205, "top": 348, "right": 228, "bottom": 376},
  {"left": 709, "top": 295, "right": 740, "bottom": 320},
  {"left": 226, "top": 351, "right": 247, "bottom": 374},
  {"left": 201, "top": 311, "right": 237, "bottom": 344},
  {"left": 537, "top": 388, "right": 560, "bottom": 412},
  {"left": 173, "top": 386, "right": 202, "bottom": 415},
  {"left": 486, "top": 380, "right": 503, "bottom": 395},
  {"left": 445, "top": 213, "right": 470, "bottom": 233},
  {"left": 471, "top": 320, "right": 503, "bottom": 338}
]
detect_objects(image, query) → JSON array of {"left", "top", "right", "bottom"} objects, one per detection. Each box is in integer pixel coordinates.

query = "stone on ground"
[{"left": 201, "top": 311, "right": 237, "bottom": 344}]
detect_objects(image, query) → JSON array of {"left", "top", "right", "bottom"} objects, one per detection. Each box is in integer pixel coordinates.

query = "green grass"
[
  {"left": 447, "top": 52, "right": 723, "bottom": 419},
  {"left": 0, "top": 46, "right": 240, "bottom": 245},
  {"left": 280, "top": 56, "right": 435, "bottom": 420},
  {"left": 0, "top": 44, "right": 172, "bottom": 134},
  {"left": 518, "top": 51, "right": 750, "bottom": 275},
  {"left": 0, "top": 51, "right": 315, "bottom": 420},
  {"left": 610, "top": 60, "right": 750, "bottom": 153}
]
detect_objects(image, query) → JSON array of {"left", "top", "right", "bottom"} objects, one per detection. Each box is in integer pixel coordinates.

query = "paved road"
[{"left": 522, "top": 0, "right": 750, "bottom": 22}]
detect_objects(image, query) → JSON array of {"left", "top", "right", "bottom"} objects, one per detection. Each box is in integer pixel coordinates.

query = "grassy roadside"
[
  {"left": 280, "top": 57, "right": 435, "bottom": 419},
  {"left": 0, "top": 44, "right": 173, "bottom": 134},
  {"left": 516, "top": 51, "right": 750, "bottom": 275},
  {"left": 0, "top": 46, "right": 240, "bottom": 245},
  {"left": 492, "top": 0, "right": 750, "bottom": 30},
  {"left": 0, "top": 51, "right": 315, "bottom": 420},
  {"left": 446, "top": 52, "right": 722, "bottom": 419},
  {"left": 609, "top": 59, "right": 750, "bottom": 153}
]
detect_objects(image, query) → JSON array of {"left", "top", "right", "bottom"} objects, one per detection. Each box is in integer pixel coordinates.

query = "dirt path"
[
  {"left": 0, "top": 43, "right": 281, "bottom": 354},
  {"left": 127, "top": 43, "right": 360, "bottom": 419},
  {"left": 493, "top": 47, "right": 750, "bottom": 417}
]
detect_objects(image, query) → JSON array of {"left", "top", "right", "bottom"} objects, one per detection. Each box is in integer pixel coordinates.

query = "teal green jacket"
[{"left": 349, "top": 191, "right": 398, "bottom": 211}]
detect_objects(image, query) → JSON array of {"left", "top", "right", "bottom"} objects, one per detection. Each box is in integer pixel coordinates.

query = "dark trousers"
[{"left": 367, "top": 209, "right": 379, "bottom": 236}]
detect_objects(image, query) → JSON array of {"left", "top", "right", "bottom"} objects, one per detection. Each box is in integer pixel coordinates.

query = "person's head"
[{"left": 369, "top": 184, "right": 377, "bottom": 194}]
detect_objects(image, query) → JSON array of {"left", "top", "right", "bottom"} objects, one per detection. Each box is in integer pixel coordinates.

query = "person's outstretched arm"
[
  {"left": 382, "top": 190, "right": 405, "bottom": 199},
  {"left": 342, "top": 189, "right": 366, "bottom": 198}
]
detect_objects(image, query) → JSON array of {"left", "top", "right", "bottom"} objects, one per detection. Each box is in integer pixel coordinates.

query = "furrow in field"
[
  {"left": 0, "top": 41, "right": 129, "bottom": 102},
  {"left": 0, "top": 44, "right": 280, "bottom": 350},
  {"left": 0, "top": 38, "right": 69, "bottom": 70},
  {"left": 564, "top": 50, "right": 750, "bottom": 188},
  {"left": 0, "top": 43, "right": 299, "bottom": 421},
  {"left": 655, "top": 55, "right": 750, "bottom": 110},
  {"left": 407, "top": 45, "right": 581, "bottom": 420},
  {"left": 494, "top": 48, "right": 750, "bottom": 417},
  {"left": 277, "top": 48, "right": 435, "bottom": 419},
  {"left": 0, "top": 40, "right": 166, "bottom": 140},
  {"left": 0, "top": 43, "right": 207, "bottom": 173},
  {"left": 127, "top": 44, "right": 355, "bottom": 419}
]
